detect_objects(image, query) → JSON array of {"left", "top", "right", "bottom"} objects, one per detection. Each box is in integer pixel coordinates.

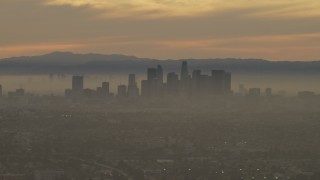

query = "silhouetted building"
[
  {"left": 72, "top": 75, "right": 83, "bottom": 93},
  {"left": 192, "top": 70, "right": 202, "bottom": 94},
  {"left": 145, "top": 67, "right": 163, "bottom": 97},
  {"left": 265, "top": 88, "right": 272, "bottom": 97},
  {"left": 180, "top": 61, "right": 189, "bottom": 82},
  {"left": 140, "top": 61, "right": 232, "bottom": 98},
  {"left": 156, "top": 65, "right": 164, "bottom": 84},
  {"left": 147, "top": 68, "right": 157, "bottom": 81},
  {"left": 102, "top": 82, "right": 110, "bottom": 96},
  {"left": 128, "top": 74, "right": 139, "bottom": 97},
  {"left": 180, "top": 61, "right": 191, "bottom": 93},
  {"left": 83, "top": 88, "right": 96, "bottom": 97},
  {"left": 248, "top": 88, "right": 261, "bottom": 97},
  {"left": 65, "top": 89, "right": 72, "bottom": 97},
  {"left": 298, "top": 91, "right": 315, "bottom": 98},
  {"left": 117, "top": 85, "right": 127, "bottom": 98},
  {"left": 166, "top": 72, "right": 179, "bottom": 95},
  {"left": 96, "top": 87, "right": 103, "bottom": 96},
  {"left": 8, "top": 89, "right": 25, "bottom": 98},
  {"left": 0, "top": 85, "right": 2, "bottom": 97},
  {"left": 212, "top": 70, "right": 226, "bottom": 93}
]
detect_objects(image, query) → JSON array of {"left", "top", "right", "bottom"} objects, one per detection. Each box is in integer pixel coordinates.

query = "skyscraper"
[
  {"left": 192, "top": 70, "right": 201, "bottom": 94},
  {"left": 156, "top": 65, "right": 164, "bottom": 84},
  {"left": 147, "top": 68, "right": 157, "bottom": 81},
  {"left": 72, "top": 75, "right": 84, "bottom": 93},
  {"left": 102, "top": 82, "right": 110, "bottom": 96},
  {"left": 147, "top": 68, "right": 160, "bottom": 97},
  {"left": 128, "top": 74, "right": 136, "bottom": 87},
  {"left": 180, "top": 61, "right": 191, "bottom": 93},
  {"left": 166, "top": 72, "right": 179, "bottom": 95},
  {"left": 248, "top": 88, "right": 261, "bottom": 97},
  {"left": 212, "top": 70, "right": 226, "bottom": 93},
  {"left": 180, "top": 61, "right": 189, "bottom": 81},
  {"left": 128, "top": 74, "right": 139, "bottom": 97},
  {"left": 117, "top": 85, "right": 127, "bottom": 98},
  {"left": 265, "top": 88, "right": 272, "bottom": 97}
]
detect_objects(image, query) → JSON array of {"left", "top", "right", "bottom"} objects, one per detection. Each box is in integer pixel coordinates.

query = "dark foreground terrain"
[{"left": 0, "top": 96, "right": 320, "bottom": 180}]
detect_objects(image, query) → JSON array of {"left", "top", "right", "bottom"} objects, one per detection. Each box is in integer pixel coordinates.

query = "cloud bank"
[{"left": 45, "top": 0, "right": 320, "bottom": 18}]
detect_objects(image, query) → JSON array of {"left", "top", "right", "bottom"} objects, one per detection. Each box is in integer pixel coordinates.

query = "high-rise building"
[
  {"left": 128, "top": 74, "right": 139, "bottom": 97},
  {"left": 248, "top": 88, "right": 261, "bottom": 97},
  {"left": 72, "top": 75, "right": 84, "bottom": 92},
  {"left": 0, "top": 85, "right": 2, "bottom": 97},
  {"left": 128, "top": 74, "right": 136, "bottom": 87},
  {"left": 212, "top": 70, "right": 226, "bottom": 93},
  {"left": 265, "top": 88, "right": 272, "bottom": 97},
  {"left": 180, "top": 61, "right": 189, "bottom": 81},
  {"left": 117, "top": 85, "right": 127, "bottom": 98},
  {"left": 191, "top": 70, "right": 201, "bottom": 94},
  {"left": 102, "top": 82, "right": 110, "bottom": 96},
  {"left": 147, "top": 68, "right": 157, "bottom": 81},
  {"left": 166, "top": 72, "right": 179, "bottom": 95},
  {"left": 180, "top": 61, "right": 191, "bottom": 93},
  {"left": 156, "top": 65, "right": 164, "bottom": 84},
  {"left": 147, "top": 68, "right": 161, "bottom": 97}
]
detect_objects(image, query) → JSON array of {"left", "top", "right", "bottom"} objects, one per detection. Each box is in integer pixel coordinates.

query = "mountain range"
[{"left": 0, "top": 52, "right": 319, "bottom": 75}]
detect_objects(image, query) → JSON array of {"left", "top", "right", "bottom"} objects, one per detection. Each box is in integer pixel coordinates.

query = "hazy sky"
[{"left": 1, "top": 0, "right": 320, "bottom": 60}]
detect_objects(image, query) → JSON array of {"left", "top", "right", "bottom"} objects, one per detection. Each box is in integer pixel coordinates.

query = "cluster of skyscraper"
[
  {"left": 65, "top": 76, "right": 111, "bottom": 98},
  {"left": 141, "top": 61, "right": 232, "bottom": 97},
  {"left": 65, "top": 61, "right": 232, "bottom": 98}
]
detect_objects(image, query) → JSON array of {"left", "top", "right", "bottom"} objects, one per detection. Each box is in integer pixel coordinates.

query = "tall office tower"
[
  {"left": 102, "top": 82, "right": 110, "bottom": 96},
  {"left": 192, "top": 70, "right": 201, "bottom": 94},
  {"left": 147, "top": 68, "right": 159, "bottom": 97},
  {"left": 128, "top": 74, "right": 136, "bottom": 87},
  {"left": 265, "top": 88, "right": 272, "bottom": 97},
  {"left": 0, "top": 85, "right": 2, "bottom": 97},
  {"left": 117, "top": 85, "right": 127, "bottom": 98},
  {"left": 96, "top": 87, "right": 103, "bottom": 96},
  {"left": 180, "top": 61, "right": 189, "bottom": 81},
  {"left": 128, "top": 74, "right": 139, "bottom": 97},
  {"left": 180, "top": 61, "right": 191, "bottom": 94},
  {"left": 72, "top": 75, "right": 84, "bottom": 92},
  {"left": 224, "top": 72, "right": 232, "bottom": 93},
  {"left": 147, "top": 68, "right": 157, "bottom": 81},
  {"left": 211, "top": 70, "right": 226, "bottom": 93},
  {"left": 156, "top": 65, "right": 164, "bottom": 84},
  {"left": 166, "top": 72, "right": 179, "bottom": 95}
]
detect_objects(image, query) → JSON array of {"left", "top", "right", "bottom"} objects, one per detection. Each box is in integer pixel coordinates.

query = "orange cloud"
[{"left": 44, "top": 0, "right": 320, "bottom": 19}]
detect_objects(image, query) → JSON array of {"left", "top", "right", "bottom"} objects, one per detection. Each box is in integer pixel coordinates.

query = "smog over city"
[{"left": 1, "top": 0, "right": 320, "bottom": 180}]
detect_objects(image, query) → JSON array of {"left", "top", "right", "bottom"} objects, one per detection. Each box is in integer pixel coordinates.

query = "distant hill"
[{"left": 0, "top": 52, "right": 320, "bottom": 74}]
